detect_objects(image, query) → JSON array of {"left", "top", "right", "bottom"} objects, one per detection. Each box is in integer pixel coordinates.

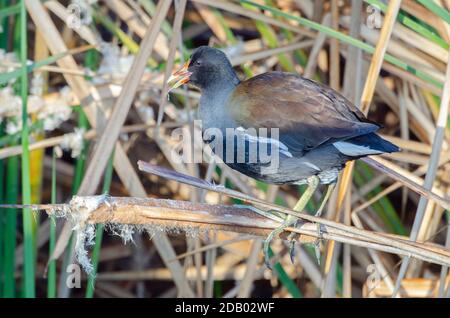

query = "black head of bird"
[
  {"left": 168, "top": 46, "right": 400, "bottom": 268},
  {"left": 168, "top": 46, "right": 239, "bottom": 91}
]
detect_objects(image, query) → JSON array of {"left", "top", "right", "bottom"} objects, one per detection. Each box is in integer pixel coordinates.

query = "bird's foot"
[
  {"left": 263, "top": 226, "right": 283, "bottom": 270},
  {"left": 314, "top": 240, "right": 321, "bottom": 265},
  {"left": 313, "top": 223, "right": 325, "bottom": 265},
  {"left": 286, "top": 219, "right": 302, "bottom": 264},
  {"left": 286, "top": 220, "right": 325, "bottom": 265},
  {"left": 289, "top": 240, "right": 296, "bottom": 265},
  {"left": 263, "top": 216, "right": 297, "bottom": 269},
  {"left": 310, "top": 194, "right": 329, "bottom": 266},
  {"left": 233, "top": 204, "right": 298, "bottom": 269}
]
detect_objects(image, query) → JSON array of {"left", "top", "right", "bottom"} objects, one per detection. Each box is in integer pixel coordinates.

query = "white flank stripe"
[
  {"left": 236, "top": 127, "right": 293, "bottom": 158},
  {"left": 302, "top": 161, "right": 321, "bottom": 171},
  {"left": 333, "top": 141, "right": 383, "bottom": 156}
]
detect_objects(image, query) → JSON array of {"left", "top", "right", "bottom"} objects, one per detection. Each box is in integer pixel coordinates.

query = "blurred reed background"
[{"left": 0, "top": 0, "right": 449, "bottom": 298}]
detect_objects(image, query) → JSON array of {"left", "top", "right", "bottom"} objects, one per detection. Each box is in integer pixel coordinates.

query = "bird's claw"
[
  {"left": 313, "top": 223, "right": 324, "bottom": 265},
  {"left": 287, "top": 219, "right": 301, "bottom": 264},
  {"left": 263, "top": 232, "right": 275, "bottom": 270},
  {"left": 264, "top": 217, "right": 300, "bottom": 269},
  {"left": 263, "top": 221, "right": 292, "bottom": 270},
  {"left": 289, "top": 240, "right": 296, "bottom": 264},
  {"left": 314, "top": 240, "right": 321, "bottom": 265}
]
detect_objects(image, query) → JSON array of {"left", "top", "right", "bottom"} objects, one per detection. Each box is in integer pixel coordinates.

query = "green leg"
[
  {"left": 312, "top": 182, "right": 336, "bottom": 264},
  {"left": 288, "top": 182, "right": 336, "bottom": 264},
  {"left": 264, "top": 176, "right": 319, "bottom": 269},
  {"left": 314, "top": 182, "right": 335, "bottom": 217}
]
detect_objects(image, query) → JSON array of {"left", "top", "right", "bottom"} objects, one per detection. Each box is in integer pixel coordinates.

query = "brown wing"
[{"left": 227, "top": 72, "right": 380, "bottom": 155}]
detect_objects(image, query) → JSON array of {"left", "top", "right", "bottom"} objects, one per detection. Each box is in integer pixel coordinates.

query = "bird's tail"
[
  {"left": 333, "top": 133, "right": 400, "bottom": 157},
  {"left": 352, "top": 133, "right": 400, "bottom": 153}
]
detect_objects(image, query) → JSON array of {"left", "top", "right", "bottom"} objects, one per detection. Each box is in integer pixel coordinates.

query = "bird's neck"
[{"left": 199, "top": 83, "right": 237, "bottom": 131}]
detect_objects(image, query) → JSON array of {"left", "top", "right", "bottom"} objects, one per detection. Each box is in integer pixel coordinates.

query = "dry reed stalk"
[
  {"left": 322, "top": 1, "right": 402, "bottom": 296},
  {"left": 330, "top": 0, "right": 340, "bottom": 90},
  {"left": 360, "top": 0, "right": 403, "bottom": 114},
  {"left": 363, "top": 278, "right": 447, "bottom": 298},
  {"left": 184, "top": 9, "right": 256, "bottom": 31},
  {"left": 393, "top": 22, "right": 448, "bottom": 63},
  {"left": 97, "top": 263, "right": 255, "bottom": 282},
  {"left": 170, "top": 235, "right": 253, "bottom": 262},
  {"left": 352, "top": 149, "right": 450, "bottom": 215},
  {"left": 194, "top": 2, "right": 228, "bottom": 43},
  {"left": 25, "top": 1, "right": 114, "bottom": 283},
  {"left": 375, "top": 78, "right": 438, "bottom": 140},
  {"left": 5, "top": 195, "right": 448, "bottom": 266},
  {"left": 357, "top": 29, "right": 445, "bottom": 86},
  {"left": 351, "top": 207, "right": 396, "bottom": 295},
  {"left": 401, "top": 0, "right": 449, "bottom": 42},
  {"left": 293, "top": 0, "right": 313, "bottom": 19},
  {"left": 104, "top": 0, "right": 169, "bottom": 59},
  {"left": 236, "top": 239, "right": 262, "bottom": 297},
  {"left": 44, "top": 1, "right": 98, "bottom": 45},
  {"left": 80, "top": 0, "right": 172, "bottom": 198},
  {"left": 113, "top": 150, "right": 195, "bottom": 297},
  {"left": 5, "top": 0, "right": 448, "bottom": 298},
  {"left": 304, "top": 14, "right": 330, "bottom": 78},
  {"left": 363, "top": 156, "right": 449, "bottom": 208},
  {"left": 192, "top": 0, "right": 316, "bottom": 37},
  {"left": 392, "top": 43, "right": 450, "bottom": 297},
  {"left": 25, "top": 0, "right": 194, "bottom": 296},
  {"left": 380, "top": 61, "right": 442, "bottom": 96},
  {"left": 156, "top": 0, "right": 187, "bottom": 126},
  {"left": 135, "top": 162, "right": 450, "bottom": 265},
  {"left": 379, "top": 135, "right": 431, "bottom": 154},
  {"left": 230, "top": 40, "right": 315, "bottom": 66},
  {"left": 342, "top": 0, "right": 363, "bottom": 104},
  {"left": 342, "top": 192, "right": 352, "bottom": 297},
  {"left": 234, "top": 176, "right": 279, "bottom": 297},
  {"left": 0, "top": 123, "right": 177, "bottom": 160}
]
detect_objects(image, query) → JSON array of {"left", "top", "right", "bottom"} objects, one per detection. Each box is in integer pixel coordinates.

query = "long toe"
[
  {"left": 314, "top": 241, "right": 321, "bottom": 265},
  {"left": 234, "top": 205, "right": 285, "bottom": 223},
  {"left": 286, "top": 229, "right": 298, "bottom": 264},
  {"left": 263, "top": 235, "right": 274, "bottom": 270},
  {"left": 313, "top": 224, "right": 323, "bottom": 265},
  {"left": 289, "top": 240, "right": 296, "bottom": 264},
  {"left": 263, "top": 225, "right": 286, "bottom": 270}
]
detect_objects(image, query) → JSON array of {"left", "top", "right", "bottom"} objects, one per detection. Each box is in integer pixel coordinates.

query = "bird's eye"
[{"left": 195, "top": 60, "right": 202, "bottom": 66}]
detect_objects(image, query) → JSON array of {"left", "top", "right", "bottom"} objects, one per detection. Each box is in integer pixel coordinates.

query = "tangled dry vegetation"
[{"left": 0, "top": 0, "right": 450, "bottom": 298}]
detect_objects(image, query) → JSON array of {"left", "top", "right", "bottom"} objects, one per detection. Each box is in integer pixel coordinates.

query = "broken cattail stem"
[
  {"left": 3, "top": 195, "right": 450, "bottom": 267},
  {"left": 136, "top": 161, "right": 450, "bottom": 264}
]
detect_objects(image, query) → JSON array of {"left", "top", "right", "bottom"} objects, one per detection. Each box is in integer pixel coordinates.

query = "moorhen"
[{"left": 168, "top": 46, "right": 400, "bottom": 268}]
